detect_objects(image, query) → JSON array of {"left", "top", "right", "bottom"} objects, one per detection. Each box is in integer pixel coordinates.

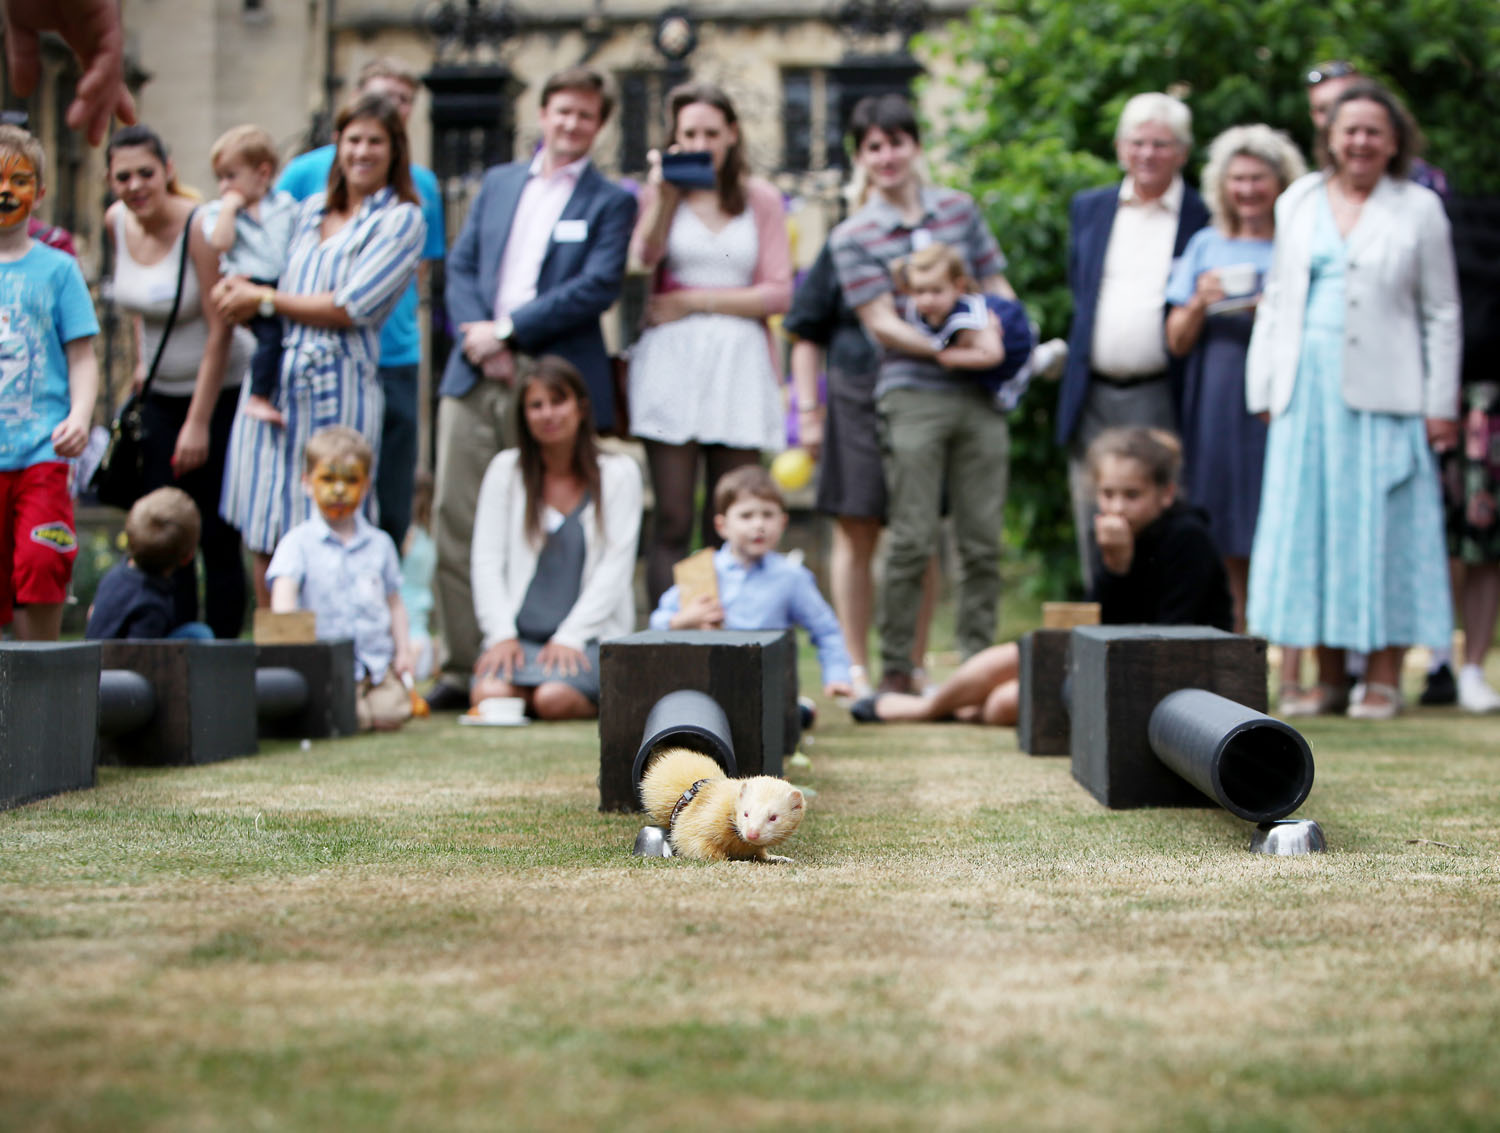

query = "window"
[
  {"left": 617, "top": 69, "right": 669, "bottom": 174},
  {"left": 781, "top": 61, "right": 923, "bottom": 172}
]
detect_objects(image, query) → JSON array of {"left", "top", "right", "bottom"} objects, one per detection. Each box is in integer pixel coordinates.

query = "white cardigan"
[
  {"left": 470, "top": 449, "right": 642, "bottom": 652},
  {"left": 1245, "top": 171, "right": 1460, "bottom": 420}
]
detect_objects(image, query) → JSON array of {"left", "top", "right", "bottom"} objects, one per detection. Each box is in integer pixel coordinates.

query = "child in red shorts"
[{"left": 0, "top": 124, "right": 100, "bottom": 639}]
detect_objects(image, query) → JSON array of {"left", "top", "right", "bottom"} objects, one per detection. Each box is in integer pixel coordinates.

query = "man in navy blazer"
[
  {"left": 427, "top": 65, "right": 636, "bottom": 709},
  {"left": 1057, "top": 92, "right": 1209, "bottom": 586}
]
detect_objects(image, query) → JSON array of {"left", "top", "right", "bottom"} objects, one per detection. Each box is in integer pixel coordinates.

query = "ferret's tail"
[{"left": 639, "top": 747, "right": 728, "bottom": 826}]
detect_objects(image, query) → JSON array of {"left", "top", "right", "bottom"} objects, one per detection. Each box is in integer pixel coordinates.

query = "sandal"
[
  {"left": 1279, "top": 682, "right": 1349, "bottom": 718},
  {"left": 1347, "top": 681, "right": 1402, "bottom": 720}
]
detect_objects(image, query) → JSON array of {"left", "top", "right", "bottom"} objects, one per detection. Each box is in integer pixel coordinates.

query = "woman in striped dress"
[{"left": 215, "top": 92, "right": 425, "bottom": 601}]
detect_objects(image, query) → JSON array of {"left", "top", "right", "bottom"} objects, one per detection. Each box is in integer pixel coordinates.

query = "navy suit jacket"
[
  {"left": 439, "top": 160, "right": 636, "bottom": 430},
  {"left": 1056, "top": 183, "right": 1210, "bottom": 446}
]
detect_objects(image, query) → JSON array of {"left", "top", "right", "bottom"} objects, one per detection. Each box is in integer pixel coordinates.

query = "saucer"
[{"left": 459, "top": 715, "right": 529, "bottom": 727}]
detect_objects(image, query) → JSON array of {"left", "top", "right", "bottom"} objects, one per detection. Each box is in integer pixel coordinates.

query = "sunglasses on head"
[{"left": 1306, "top": 61, "right": 1356, "bottom": 87}]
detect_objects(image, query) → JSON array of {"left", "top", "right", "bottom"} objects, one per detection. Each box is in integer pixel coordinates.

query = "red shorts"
[{"left": 0, "top": 462, "right": 77, "bottom": 625}]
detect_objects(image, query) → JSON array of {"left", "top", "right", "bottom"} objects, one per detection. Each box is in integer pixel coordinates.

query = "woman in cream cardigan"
[
  {"left": 469, "top": 356, "right": 642, "bottom": 719},
  {"left": 1245, "top": 82, "right": 1460, "bottom": 719}
]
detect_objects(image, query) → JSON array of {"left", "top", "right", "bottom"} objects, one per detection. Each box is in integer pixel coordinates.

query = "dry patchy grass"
[{"left": 1, "top": 698, "right": 1498, "bottom": 1132}]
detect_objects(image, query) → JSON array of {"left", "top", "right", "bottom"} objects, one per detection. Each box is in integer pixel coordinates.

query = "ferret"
[{"left": 638, "top": 747, "right": 806, "bottom": 862}]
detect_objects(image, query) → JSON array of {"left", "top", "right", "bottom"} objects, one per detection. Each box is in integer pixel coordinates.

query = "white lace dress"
[{"left": 627, "top": 205, "right": 785, "bottom": 450}]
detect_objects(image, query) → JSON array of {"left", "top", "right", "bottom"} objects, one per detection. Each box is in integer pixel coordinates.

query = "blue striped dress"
[{"left": 220, "top": 186, "right": 425, "bottom": 553}]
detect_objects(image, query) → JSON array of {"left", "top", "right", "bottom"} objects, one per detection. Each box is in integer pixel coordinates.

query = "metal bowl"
[
  {"left": 1249, "top": 818, "right": 1326, "bottom": 855},
  {"left": 632, "top": 825, "right": 674, "bottom": 857}
]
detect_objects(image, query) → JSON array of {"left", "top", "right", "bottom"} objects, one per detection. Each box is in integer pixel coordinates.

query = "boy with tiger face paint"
[{"left": 0, "top": 124, "right": 99, "bottom": 640}]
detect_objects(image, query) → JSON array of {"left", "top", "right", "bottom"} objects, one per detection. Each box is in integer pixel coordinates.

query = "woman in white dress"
[{"left": 627, "top": 81, "right": 793, "bottom": 604}]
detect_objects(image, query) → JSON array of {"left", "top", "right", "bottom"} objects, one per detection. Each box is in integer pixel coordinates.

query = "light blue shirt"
[
  {"left": 0, "top": 242, "right": 99, "bottom": 470},
  {"left": 265, "top": 512, "right": 402, "bottom": 682},
  {"left": 650, "top": 545, "right": 852, "bottom": 687},
  {"left": 201, "top": 189, "right": 300, "bottom": 281},
  {"left": 277, "top": 146, "right": 445, "bottom": 367}
]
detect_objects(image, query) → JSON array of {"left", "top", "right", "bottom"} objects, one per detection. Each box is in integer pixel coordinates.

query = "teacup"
[
  {"left": 476, "top": 696, "right": 527, "bottom": 723},
  {"left": 1217, "top": 262, "right": 1260, "bottom": 297}
]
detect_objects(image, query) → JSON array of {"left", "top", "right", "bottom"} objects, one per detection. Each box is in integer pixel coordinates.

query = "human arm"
[
  {"left": 1415, "top": 192, "right": 1462, "bottom": 442},
  {"left": 789, "top": 340, "right": 825, "bottom": 457},
  {"left": 469, "top": 451, "right": 523, "bottom": 648},
  {"left": 1164, "top": 269, "right": 1227, "bottom": 358},
  {"left": 52, "top": 336, "right": 98, "bottom": 458},
  {"left": 789, "top": 566, "right": 853, "bottom": 694},
  {"left": 387, "top": 591, "right": 413, "bottom": 679},
  {"left": 854, "top": 293, "right": 942, "bottom": 359},
  {"left": 269, "top": 576, "right": 301, "bottom": 613},
  {"left": 936, "top": 321, "right": 1005, "bottom": 372},
  {"left": 979, "top": 273, "right": 1018, "bottom": 301},
  {"left": 174, "top": 220, "right": 235, "bottom": 475},
  {"left": 1093, "top": 513, "right": 1137, "bottom": 577},
  {"left": 3, "top": 0, "right": 136, "bottom": 144},
  {"left": 628, "top": 164, "right": 681, "bottom": 272},
  {"left": 551, "top": 456, "right": 644, "bottom": 651},
  {"left": 206, "top": 195, "right": 242, "bottom": 256}
]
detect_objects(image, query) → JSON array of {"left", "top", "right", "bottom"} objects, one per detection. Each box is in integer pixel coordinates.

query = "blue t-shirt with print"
[
  {"left": 277, "top": 146, "right": 445, "bottom": 367},
  {"left": 0, "top": 242, "right": 100, "bottom": 470}
]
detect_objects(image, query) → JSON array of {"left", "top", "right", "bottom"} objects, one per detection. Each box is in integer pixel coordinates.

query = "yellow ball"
[{"left": 771, "top": 447, "right": 814, "bottom": 492}]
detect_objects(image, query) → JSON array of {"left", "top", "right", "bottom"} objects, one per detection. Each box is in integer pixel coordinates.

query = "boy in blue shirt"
[
  {"left": 0, "top": 124, "right": 99, "bottom": 641},
  {"left": 651, "top": 465, "right": 854, "bottom": 698},
  {"left": 203, "top": 124, "right": 299, "bottom": 426},
  {"left": 86, "top": 486, "right": 213, "bottom": 640},
  {"left": 267, "top": 425, "right": 414, "bottom": 731}
]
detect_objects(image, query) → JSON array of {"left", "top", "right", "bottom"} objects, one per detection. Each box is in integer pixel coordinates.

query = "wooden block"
[
  {"left": 671, "top": 548, "right": 719, "bottom": 605},
  {"left": 99, "top": 640, "right": 259, "bottom": 766},
  {"left": 254, "top": 609, "right": 318, "bottom": 644},
  {"left": 0, "top": 643, "right": 100, "bottom": 809},
  {"left": 1017, "top": 629, "right": 1072, "bottom": 756},
  {"left": 255, "top": 640, "right": 358, "bottom": 740},
  {"left": 1069, "top": 626, "right": 1268, "bottom": 810},
  {"left": 1042, "top": 602, "right": 1101, "bottom": 629},
  {"left": 597, "top": 629, "right": 797, "bottom": 812}
]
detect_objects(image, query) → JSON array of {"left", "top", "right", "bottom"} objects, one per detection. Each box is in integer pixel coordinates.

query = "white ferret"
[{"left": 638, "top": 747, "right": 806, "bottom": 862}]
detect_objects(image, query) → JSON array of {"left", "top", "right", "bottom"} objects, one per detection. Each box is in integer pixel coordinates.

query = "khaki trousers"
[{"left": 432, "top": 375, "right": 521, "bottom": 686}]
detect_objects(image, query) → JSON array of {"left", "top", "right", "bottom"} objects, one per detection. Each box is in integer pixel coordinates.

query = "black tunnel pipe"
[
  {"left": 255, "top": 667, "right": 310, "bottom": 719},
  {"left": 631, "top": 689, "right": 737, "bottom": 804},
  {"left": 97, "top": 670, "right": 155, "bottom": 737},
  {"left": 1147, "top": 688, "right": 1315, "bottom": 822}
]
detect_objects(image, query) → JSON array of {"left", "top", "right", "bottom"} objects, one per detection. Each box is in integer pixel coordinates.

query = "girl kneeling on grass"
[{"left": 851, "top": 427, "right": 1232, "bottom": 725}]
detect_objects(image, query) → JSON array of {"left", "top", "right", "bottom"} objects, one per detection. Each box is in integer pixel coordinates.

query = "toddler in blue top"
[
  {"left": 203, "top": 124, "right": 299, "bottom": 427},
  {"left": 650, "top": 465, "right": 854, "bottom": 698},
  {"left": 86, "top": 487, "right": 213, "bottom": 641},
  {"left": 266, "top": 425, "right": 414, "bottom": 731}
]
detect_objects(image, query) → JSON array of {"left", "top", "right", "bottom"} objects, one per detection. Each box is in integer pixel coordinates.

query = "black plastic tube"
[
  {"left": 255, "top": 667, "right": 310, "bottom": 719},
  {"left": 97, "top": 670, "right": 155, "bottom": 737},
  {"left": 630, "top": 689, "right": 737, "bottom": 800},
  {"left": 1147, "top": 688, "right": 1314, "bottom": 821}
]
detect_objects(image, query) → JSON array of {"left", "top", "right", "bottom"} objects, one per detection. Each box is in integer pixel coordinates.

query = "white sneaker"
[
  {"left": 1458, "top": 667, "right": 1500, "bottom": 713},
  {"left": 1031, "top": 338, "right": 1069, "bottom": 380}
]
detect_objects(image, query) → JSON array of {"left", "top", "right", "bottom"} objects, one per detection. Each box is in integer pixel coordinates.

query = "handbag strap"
[{"left": 137, "top": 206, "right": 197, "bottom": 400}]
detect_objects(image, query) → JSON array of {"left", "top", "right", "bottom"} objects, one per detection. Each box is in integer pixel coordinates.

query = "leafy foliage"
[{"left": 920, "top": 0, "right": 1500, "bottom": 596}]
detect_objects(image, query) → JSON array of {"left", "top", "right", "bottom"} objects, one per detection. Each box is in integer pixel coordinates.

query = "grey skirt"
[{"left": 509, "top": 639, "right": 602, "bottom": 703}]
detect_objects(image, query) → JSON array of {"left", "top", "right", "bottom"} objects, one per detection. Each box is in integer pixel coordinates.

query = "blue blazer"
[
  {"left": 439, "top": 161, "right": 636, "bottom": 430},
  {"left": 1056, "top": 183, "right": 1210, "bottom": 446}
]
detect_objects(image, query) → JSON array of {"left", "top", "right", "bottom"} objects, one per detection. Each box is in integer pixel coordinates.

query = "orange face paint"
[
  {"left": 306, "top": 456, "right": 370, "bottom": 524},
  {"left": 0, "top": 153, "right": 39, "bottom": 230}
]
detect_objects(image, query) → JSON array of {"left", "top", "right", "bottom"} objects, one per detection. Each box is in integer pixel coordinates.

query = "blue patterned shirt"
[
  {"left": 266, "top": 512, "right": 403, "bottom": 682},
  {"left": 649, "top": 545, "right": 852, "bottom": 686}
]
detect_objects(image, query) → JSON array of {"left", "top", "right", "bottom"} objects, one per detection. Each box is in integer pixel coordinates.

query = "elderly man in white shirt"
[{"left": 1056, "top": 93, "right": 1210, "bottom": 586}]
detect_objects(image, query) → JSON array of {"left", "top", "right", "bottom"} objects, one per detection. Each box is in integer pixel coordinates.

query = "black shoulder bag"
[{"left": 91, "top": 209, "right": 196, "bottom": 510}]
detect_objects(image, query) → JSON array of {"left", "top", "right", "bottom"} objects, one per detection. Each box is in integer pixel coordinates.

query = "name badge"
[{"left": 553, "top": 219, "right": 589, "bottom": 243}]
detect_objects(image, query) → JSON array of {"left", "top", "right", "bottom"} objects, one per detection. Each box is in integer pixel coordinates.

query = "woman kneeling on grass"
[
  {"left": 851, "top": 427, "right": 1232, "bottom": 725},
  {"left": 468, "top": 356, "right": 643, "bottom": 720}
]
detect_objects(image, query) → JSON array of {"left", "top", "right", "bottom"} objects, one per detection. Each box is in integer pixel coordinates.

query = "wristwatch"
[
  {"left": 257, "top": 289, "right": 276, "bottom": 319},
  {"left": 492, "top": 315, "right": 515, "bottom": 343}
]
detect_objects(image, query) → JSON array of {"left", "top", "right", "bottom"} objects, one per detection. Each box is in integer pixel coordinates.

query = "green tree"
[{"left": 921, "top": 0, "right": 1500, "bottom": 597}]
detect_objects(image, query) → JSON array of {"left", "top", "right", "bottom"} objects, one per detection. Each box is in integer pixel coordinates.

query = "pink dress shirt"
[{"left": 493, "top": 153, "right": 590, "bottom": 321}]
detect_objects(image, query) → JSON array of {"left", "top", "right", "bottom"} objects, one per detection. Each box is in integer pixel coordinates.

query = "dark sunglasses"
[{"left": 1305, "top": 61, "right": 1356, "bottom": 87}]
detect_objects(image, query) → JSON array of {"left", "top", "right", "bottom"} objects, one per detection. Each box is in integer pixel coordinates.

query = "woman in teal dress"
[{"left": 1245, "top": 83, "right": 1460, "bottom": 719}]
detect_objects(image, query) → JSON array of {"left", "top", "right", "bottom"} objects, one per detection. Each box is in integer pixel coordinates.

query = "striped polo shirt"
[{"left": 829, "top": 186, "right": 1007, "bottom": 397}]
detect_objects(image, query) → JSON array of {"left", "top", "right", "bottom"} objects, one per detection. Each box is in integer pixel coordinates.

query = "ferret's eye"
[
  {"left": 768, "top": 814, "right": 778, "bottom": 821},
  {"left": 743, "top": 811, "right": 749, "bottom": 817}
]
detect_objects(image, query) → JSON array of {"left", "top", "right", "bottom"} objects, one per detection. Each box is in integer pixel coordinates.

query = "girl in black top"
[{"left": 853, "top": 427, "right": 1232, "bottom": 724}]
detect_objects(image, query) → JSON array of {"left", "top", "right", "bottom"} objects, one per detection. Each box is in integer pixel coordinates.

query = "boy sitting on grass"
[
  {"left": 266, "top": 426, "right": 413, "bottom": 731},
  {"left": 650, "top": 465, "right": 854, "bottom": 699},
  {"left": 85, "top": 486, "right": 212, "bottom": 640}
]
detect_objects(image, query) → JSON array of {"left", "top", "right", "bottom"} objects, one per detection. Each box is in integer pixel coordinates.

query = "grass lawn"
[{"left": 2, "top": 626, "right": 1498, "bottom": 1131}]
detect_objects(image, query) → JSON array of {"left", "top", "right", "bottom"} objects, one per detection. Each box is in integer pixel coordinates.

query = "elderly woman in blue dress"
[
  {"left": 1165, "top": 124, "right": 1305, "bottom": 632},
  {"left": 1246, "top": 82, "right": 1460, "bottom": 719},
  {"left": 214, "top": 92, "right": 426, "bottom": 601}
]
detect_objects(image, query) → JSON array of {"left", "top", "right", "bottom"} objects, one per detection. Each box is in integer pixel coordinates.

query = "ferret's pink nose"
[{"left": 744, "top": 827, "right": 760, "bottom": 842}]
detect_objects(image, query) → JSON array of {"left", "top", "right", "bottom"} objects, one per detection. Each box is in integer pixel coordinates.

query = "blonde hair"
[
  {"left": 125, "top": 487, "right": 201, "bottom": 574},
  {"left": 1087, "top": 427, "right": 1183, "bottom": 489},
  {"left": 357, "top": 56, "right": 419, "bottom": 93},
  {"left": 1201, "top": 124, "right": 1306, "bottom": 235},
  {"left": 304, "top": 425, "right": 373, "bottom": 476},
  {"left": 891, "top": 242, "right": 972, "bottom": 293},
  {"left": 209, "top": 125, "right": 279, "bottom": 176},
  {"left": 0, "top": 124, "right": 45, "bottom": 187}
]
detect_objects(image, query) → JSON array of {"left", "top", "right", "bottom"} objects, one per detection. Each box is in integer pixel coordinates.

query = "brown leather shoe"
[{"left": 877, "top": 670, "right": 914, "bottom": 696}]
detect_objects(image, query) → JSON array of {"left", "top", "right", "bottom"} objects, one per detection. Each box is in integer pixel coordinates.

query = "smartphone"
[{"left": 661, "top": 150, "right": 717, "bottom": 189}]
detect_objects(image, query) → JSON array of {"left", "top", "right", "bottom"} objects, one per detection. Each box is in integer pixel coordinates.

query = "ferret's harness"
[{"left": 668, "top": 778, "right": 713, "bottom": 846}]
